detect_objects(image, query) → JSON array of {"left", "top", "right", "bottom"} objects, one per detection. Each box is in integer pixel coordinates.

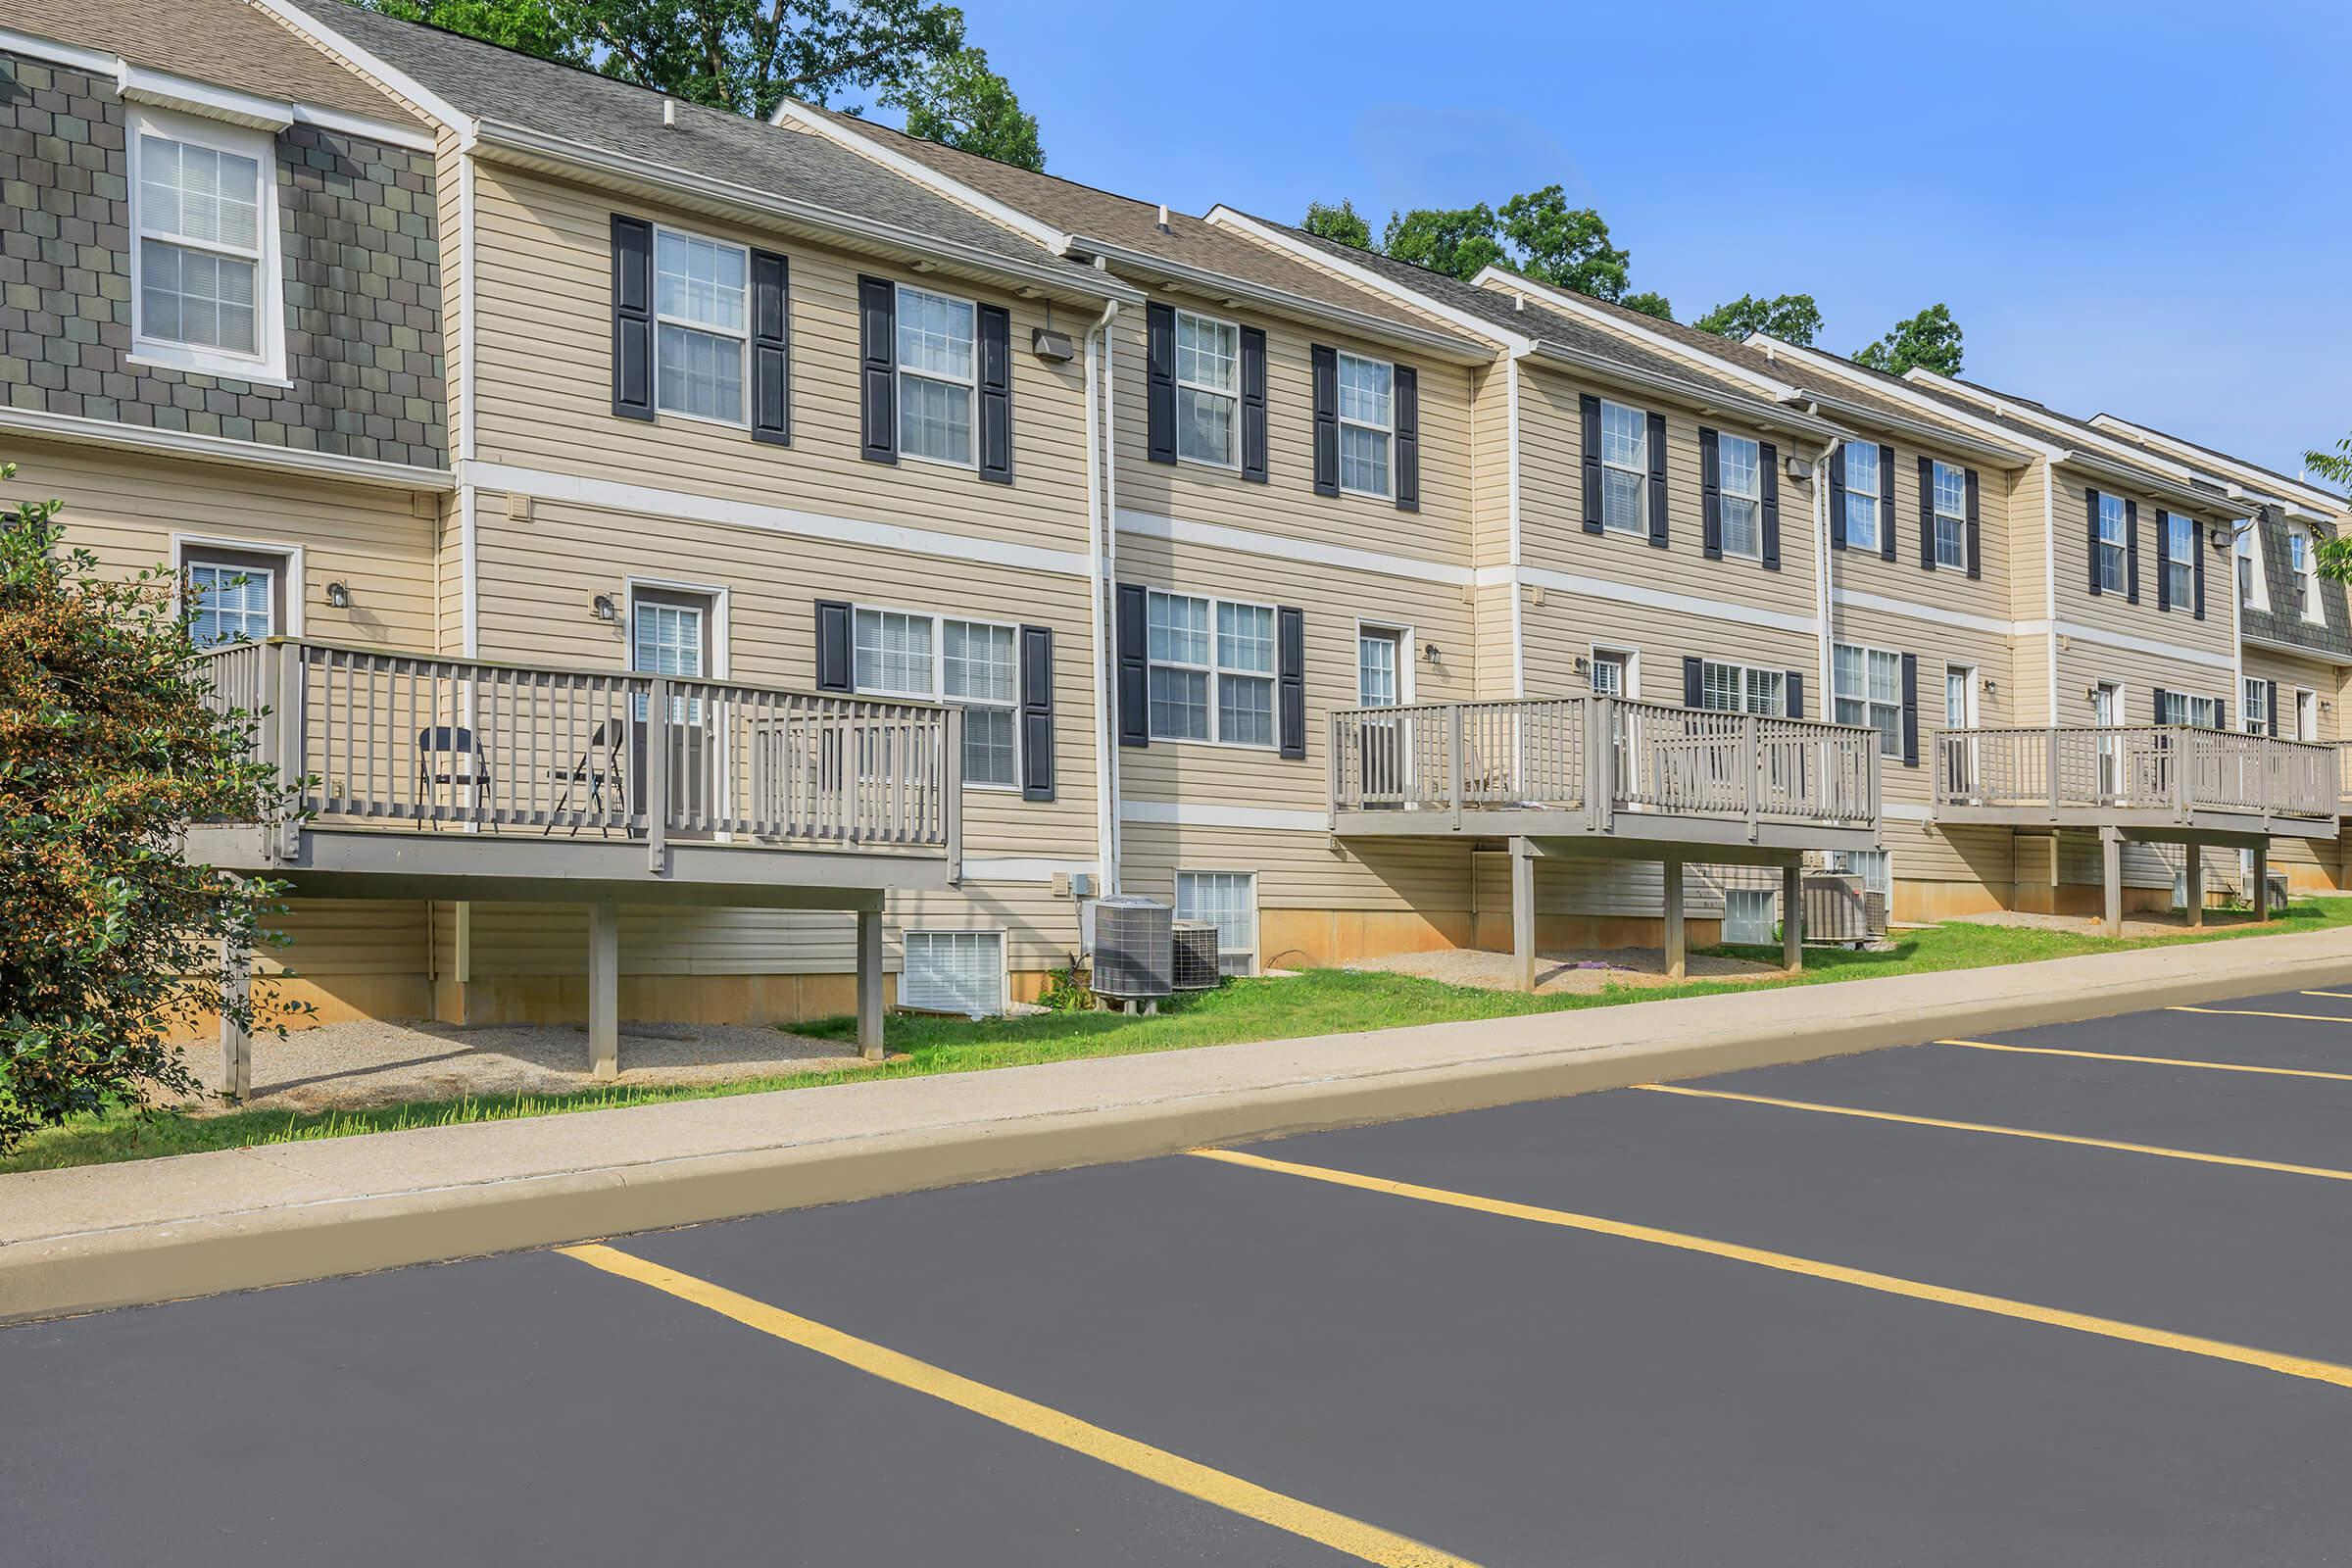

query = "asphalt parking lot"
[{"left": 11, "top": 984, "right": 2352, "bottom": 1566}]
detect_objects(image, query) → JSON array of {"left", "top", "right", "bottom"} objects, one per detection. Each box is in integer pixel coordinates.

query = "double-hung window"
[
  {"left": 897, "top": 284, "right": 977, "bottom": 466},
  {"left": 2235, "top": 522, "right": 2266, "bottom": 610},
  {"left": 654, "top": 228, "right": 749, "bottom": 423},
  {"left": 1336, "top": 353, "right": 1394, "bottom": 498},
  {"left": 1599, "top": 400, "right": 1648, "bottom": 535},
  {"left": 1842, "top": 442, "right": 1881, "bottom": 552},
  {"left": 2244, "top": 677, "right": 2269, "bottom": 736},
  {"left": 1718, "top": 434, "right": 1762, "bottom": 559},
  {"left": 180, "top": 544, "right": 289, "bottom": 647},
  {"left": 1174, "top": 310, "right": 1240, "bottom": 467},
  {"left": 2164, "top": 513, "right": 2195, "bottom": 609},
  {"left": 2158, "top": 691, "right": 2220, "bottom": 729},
  {"left": 2290, "top": 526, "right": 2322, "bottom": 622},
  {"left": 1147, "top": 590, "right": 1275, "bottom": 747},
  {"left": 853, "top": 607, "right": 1019, "bottom": 787},
  {"left": 1696, "top": 660, "right": 1786, "bottom": 717},
  {"left": 1834, "top": 642, "right": 1903, "bottom": 757},
  {"left": 131, "top": 111, "right": 280, "bottom": 380},
  {"left": 1932, "top": 461, "right": 1968, "bottom": 569},
  {"left": 2095, "top": 493, "right": 2129, "bottom": 593}
]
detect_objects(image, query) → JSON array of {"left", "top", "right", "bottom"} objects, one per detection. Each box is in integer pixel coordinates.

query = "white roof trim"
[
  {"left": 2087, "top": 415, "right": 2347, "bottom": 515},
  {"left": 1116, "top": 507, "right": 1472, "bottom": 585},
  {"left": 1898, "top": 368, "right": 2245, "bottom": 496},
  {"left": 1, "top": 404, "right": 453, "bottom": 490},
  {"left": 1467, "top": 265, "right": 1798, "bottom": 400},
  {"left": 250, "top": 0, "right": 477, "bottom": 138},
  {"left": 118, "top": 63, "right": 292, "bottom": 129},
  {"left": 1750, "top": 336, "right": 2071, "bottom": 461},
  {"left": 0, "top": 24, "right": 119, "bottom": 75},
  {"left": 1203, "top": 207, "right": 1535, "bottom": 354},
  {"left": 767, "top": 100, "right": 1072, "bottom": 254}
]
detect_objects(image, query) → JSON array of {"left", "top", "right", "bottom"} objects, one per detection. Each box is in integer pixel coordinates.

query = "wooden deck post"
[
  {"left": 588, "top": 899, "right": 619, "bottom": 1079},
  {"left": 1510, "top": 837, "right": 1537, "bottom": 994},
  {"left": 1663, "top": 856, "right": 1687, "bottom": 982},
  {"left": 856, "top": 905, "right": 886, "bottom": 1058},
  {"left": 2252, "top": 841, "right": 2273, "bottom": 922},
  {"left": 1782, "top": 859, "right": 1803, "bottom": 974},
  {"left": 2100, "top": 829, "right": 2124, "bottom": 938},
  {"left": 219, "top": 927, "right": 253, "bottom": 1102},
  {"left": 2182, "top": 842, "right": 2203, "bottom": 927}
]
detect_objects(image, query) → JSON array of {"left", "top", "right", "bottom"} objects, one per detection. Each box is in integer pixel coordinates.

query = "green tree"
[
  {"left": 1853, "top": 303, "right": 1964, "bottom": 377},
  {"left": 1497, "top": 186, "right": 1631, "bottom": 300},
  {"left": 1, "top": 460, "right": 298, "bottom": 1158},
  {"left": 1620, "top": 290, "right": 1674, "bottom": 321},
  {"left": 1694, "top": 292, "right": 1822, "bottom": 345},
  {"left": 2303, "top": 435, "right": 2352, "bottom": 579},
  {"left": 1381, "top": 204, "right": 1506, "bottom": 281},
  {"left": 1300, "top": 199, "right": 1373, "bottom": 251},
  {"left": 894, "top": 45, "right": 1041, "bottom": 170}
]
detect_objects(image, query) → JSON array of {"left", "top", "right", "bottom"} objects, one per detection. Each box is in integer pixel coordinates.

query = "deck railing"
[
  {"left": 1329, "top": 697, "right": 1880, "bottom": 834},
  {"left": 1936, "top": 725, "right": 2334, "bottom": 821},
  {"left": 2336, "top": 741, "right": 2352, "bottom": 809},
  {"left": 194, "top": 638, "right": 962, "bottom": 864}
]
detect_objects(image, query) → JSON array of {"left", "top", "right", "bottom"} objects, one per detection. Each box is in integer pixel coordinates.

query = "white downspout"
[
  {"left": 1815, "top": 436, "right": 1838, "bottom": 708},
  {"left": 1084, "top": 296, "right": 1120, "bottom": 896},
  {"left": 2044, "top": 467, "right": 2059, "bottom": 724},
  {"left": 1506, "top": 351, "right": 1526, "bottom": 698}
]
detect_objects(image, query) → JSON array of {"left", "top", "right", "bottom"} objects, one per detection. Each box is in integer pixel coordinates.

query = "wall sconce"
[
  {"left": 1573, "top": 654, "right": 1591, "bottom": 676},
  {"left": 2208, "top": 523, "right": 2233, "bottom": 552},
  {"left": 2084, "top": 684, "right": 2102, "bottom": 704},
  {"left": 324, "top": 581, "right": 351, "bottom": 610},
  {"left": 1421, "top": 641, "right": 1441, "bottom": 665},
  {"left": 1981, "top": 677, "right": 1998, "bottom": 699},
  {"left": 592, "top": 593, "right": 617, "bottom": 623}
]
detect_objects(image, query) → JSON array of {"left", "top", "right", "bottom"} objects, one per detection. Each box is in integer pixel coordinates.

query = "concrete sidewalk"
[{"left": 8, "top": 928, "right": 2351, "bottom": 1325}]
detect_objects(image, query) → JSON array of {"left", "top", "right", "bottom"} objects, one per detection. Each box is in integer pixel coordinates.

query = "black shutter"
[
  {"left": 749, "top": 249, "right": 791, "bottom": 445},
  {"left": 2125, "top": 499, "right": 2140, "bottom": 605},
  {"left": 2268, "top": 680, "right": 2280, "bottom": 737},
  {"left": 1699, "top": 427, "right": 1722, "bottom": 561},
  {"left": 977, "top": 303, "right": 1012, "bottom": 483},
  {"left": 1786, "top": 669, "right": 1804, "bottom": 719},
  {"left": 1277, "top": 606, "right": 1306, "bottom": 760},
  {"left": 1394, "top": 365, "right": 1419, "bottom": 513},
  {"left": 1310, "top": 344, "right": 1339, "bottom": 496},
  {"left": 1964, "top": 467, "right": 1982, "bottom": 579},
  {"left": 1877, "top": 443, "right": 1896, "bottom": 562},
  {"left": 1115, "top": 583, "right": 1149, "bottom": 748},
  {"left": 813, "top": 600, "right": 853, "bottom": 693},
  {"left": 1760, "top": 441, "right": 1781, "bottom": 571},
  {"left": 2155, "top": 509, "right": 2171, "bottom": 611},
  {"left": 1899, "top": 652, "right": 1919, "bottom": 767},
  {"left": 2215, "top": 695, "right": 2227, "bottom": 731},
  {"left": 610, "top": 214, "right": 653, "bottom": 420},
  {"left": 2193, "top": 520, "right": 2207, "bottom": 619},
  {"left": 1146, "top": 302, "right": 1176, "bottom": 466},
  {"left": 1683, "top": 656, "right": 1704, "bottom": 709},
  {"left": 1829, "top": 443, "right": 1848, "bottom": 550},
  {"left": 1646, "top": 411, "right": 1669, "bottom": 548},
  {"left": 1018, "top": 623, "right": 1054, "bottom": 801},
  {"left": 1240, "top": 325, "right": 1267, "bottom": 482},
  {"left": 1917, "top": 454, "right": 1936, "bottom": 569},
  {"left": 2151, "top": 688, "right": 2171, "bottom": 724},
  {"left": 2085, "top": 488, "right": 2102, "bottom": 594},
  {"left": 1580, "top": 394, "right": 1604, "bottom": 534},
  {"left": 858, "top": 275, "right": 896, "bottom": 464}
]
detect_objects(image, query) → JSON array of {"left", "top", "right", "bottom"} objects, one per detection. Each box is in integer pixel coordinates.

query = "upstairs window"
[
  {"left": 1147, "top": 591, "right": 1275, "bottom": 747},
  {"left": 2095, "top": 493, "right": 2129, "bottom": 594},
  {"left": 1174, "top": 310, "right": 1240, "bottom": 467},
  {"left": 1336, "top": 353, "right": 1394, "bottom": 497},
  {"left": 180, "top": 544, "right": 290, "bottom": 647},
  {"left": 897, "top": 284, "right": 977, "bottom": 466},
  {"left": 2164, "top": 512, "right": 2195, "bottom": 609},
  {"left": 1718, "top": 434, "right": 1761, "bottom": 559},
  {"left": 2235, "top": 522, "right": 2265, "bottom": 610},
  {"left": 2290, "top": 526, "right": 2322, "bottom": 622},
  {"left": 1697, "top": 660, "right": 1785, "bottom": 716},
  {"left": 1600, "top": 400, "right": 1648, "bottom": 535},
  {"left": 1842, "top": 442, "right": 1881, "bottom": 552},
  {"left": 2244, "top": 676, "right": 2268, "bottom": 736},
  {"left": 1834, "top": 642, "right": 1903, "bottom": 757},
  {"left": 1932, "top": 461, "right": 1968, "bottom": 569},
  {"left": 654, "top": 228, "right": 749, "bottom": 423},
  {"left": 131, "top": 110, "right": 280, "bottom": 380}
]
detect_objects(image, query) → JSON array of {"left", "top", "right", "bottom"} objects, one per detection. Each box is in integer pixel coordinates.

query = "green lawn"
[{"left": 7, "top": 898, "right": 2346, "bottom": 1176}]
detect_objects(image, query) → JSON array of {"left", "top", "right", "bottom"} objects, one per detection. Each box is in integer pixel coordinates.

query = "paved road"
[{"left": 12, "top": 985, "right": 2352, "bottom": 1565}]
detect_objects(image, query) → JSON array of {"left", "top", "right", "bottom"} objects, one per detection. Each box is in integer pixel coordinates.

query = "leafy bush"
[
  {"left": 1037, "top": 955, "right": 1096, "bottom": 1012},
  {"left": 0, "top": 458, "right": 298, "bottom": 1155}
]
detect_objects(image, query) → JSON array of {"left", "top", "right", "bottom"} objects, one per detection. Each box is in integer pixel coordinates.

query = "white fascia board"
[
  {"left": 766, "top": 100, "right": 1072, "bottom": 255},
  {"left": 2018, "top": 617, "right": 2238, "bottom": 672},
  {"left": 1115, "top": 507, "right": 1471, "bottom": 585},
  {"left": 1468, "top": 264, "right": 1798, "bottom": 402},
  {"left": 1750, "top": 336, "right": 2069, "bottom": 462},
  {"left": 1119, "top": 800, "right": 1329, "bottom": 833},
  {"left": 1202, "top": 207, "right": 1533, "bottom": 354},
  {"left": 2047, "top": 447, "right": 2241, "bottom": 521},
  {"left": 1529, "top": 341, "right": 1843, "bottom": 444},
  {"left": 2087, "top": 415, "right": 2348, "bottom": 515},
  {"left": 291, "top": 102, "right": 436, "bottom": 152},
  {"left": 248, "top": 0, "right": 476, "bottom": 137},
  {"left": 2240, "top": 628, "right": 2352, "bottom": 667},
  {"left": 1073, "top": 238, "right": 1492, "bottom": 366},
  {"left": 117, "top": 63, "right": 293, "bottom": 129},
  {"left": 0, "top": 403, "right": 454, "bottom": 491},
  {"left": 0, "top": 24, "right": 116, "bottom": 74},
  {"left": 1496, "top": 564, "right": 1822, "bottom": 637},
  {"left": 1831, "top": 586, "right": 2015, "bottom": 640}
]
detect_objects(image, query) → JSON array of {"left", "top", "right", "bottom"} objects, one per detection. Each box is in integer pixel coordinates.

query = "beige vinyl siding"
[
  {"left": 1525, "top": 585, "right": 1813, "bottom": 707},
  {"left": 1469, "top": 360, "right": 1513, "bottom": 572},
  {"left": 2005, "top": 463, "right": 2051, "bottom": 626},
  {"left": 1828, "top": 439, "right": 2013, "bottom": 613},
  {"left": 466, "top": 164, "right": 1093, "bottom": 560},
  {"left": 2052, "top": 471, "right": 2235, "bottom": 666},
  {"left": 1472, "top": 581, "right": 1518, "bottom": 700},
  {"left": 1109, "top": 309, "right": 1475, "bottom": 565},
  {"left": 2241, "top": 647, "right": 2342, "bottom": 743},
  {"left": 435, "top": 132, "right": 468, "bottom": 460}
]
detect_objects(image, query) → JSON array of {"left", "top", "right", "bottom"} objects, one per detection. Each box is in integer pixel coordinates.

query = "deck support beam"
[
  {"left": 2183, "top": 848, "right": 2204, "bottom": 926},
  {"left": 1662, "top": 856, "right": 1687, "bottom": 982},
  {"left": 587, "top": 899, "right": 619, "bottom": 1080},
  {"left": 1782, "top": 859, "right": 1803, "bottom": 974},
  {"left": 219, "top": 925, "right": 253, "bottom": 1102},
  {"left": 2252, "top": 842, "right": 2273, "bottom": 922},
  {"left": 857, "top": 906, "right": 886, "bottom": 1059},
  {"left": 1511, "top": 837, "right": 1538, "bottom": 994},
  {"left": 2100, "top": 828, "right": 2124, "bottom": 938}
]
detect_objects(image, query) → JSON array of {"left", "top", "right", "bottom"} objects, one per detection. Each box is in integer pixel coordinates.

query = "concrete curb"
[{"left": 7, "top": 928, "right": 2350, "bottom": 1325}]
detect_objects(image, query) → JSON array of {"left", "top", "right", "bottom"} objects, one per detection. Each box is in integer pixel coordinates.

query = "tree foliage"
[
  {"left": 894, "top": 44, "right": 1042, "bottom": 170},
  {"left": 1380, "top": 204, "right": 1506, "bottom": 281},
  {"left": 1620, "top": 290, "right": 1675, "bottom": 321},
  {"left": 1497, "top": 186, "right": 1631, "bottom": 300},
  {"left": 2303, "top": 435, "right": 2352, "bottom": 580},
  {"left": 1695, "top": 292, "right": 1822, "bottom": 346},
  {"left": 1853, "top": 303, "right": 1965, "bottom": 377},
  {"left": 1300, "top": 199, "right": 1372, "bottom": 251},
  {"left": 0, "top": 460, "right": 298, "bottom": 1157}
]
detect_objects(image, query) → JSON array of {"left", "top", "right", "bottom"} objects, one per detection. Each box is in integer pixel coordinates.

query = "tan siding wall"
[
  {"left": 2049, "top": 471, "right": 2236, "bottom": 666},
  {"left": 1469, "top": 360, "right": 1512, "bottom": 572},
  {"left": 435, "top": 132, "right": 467, "bottom": 461},
  {"left": 1828, "top": 441, "right": 2015, "bottom": 619},
  {"left": 2005, "top": 463, "right": 2050, "bottom": 628},
  {"left": 2242, "top": 647, "right": 2342, "bottom": 742}
]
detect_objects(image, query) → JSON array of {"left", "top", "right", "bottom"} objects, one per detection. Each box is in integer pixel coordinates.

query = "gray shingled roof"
[
  {"left": 11, "top": 0, "right": 419, "bottom": 122},
  {"left": 2089, "top": 417, "right": 2347, "bottom": 510},
  {"left": 285, "top": 0, "right": 1107, "bottom": 287},
  {"left": 1895, "top": 374, "right": 2237, "bottom": 506}
]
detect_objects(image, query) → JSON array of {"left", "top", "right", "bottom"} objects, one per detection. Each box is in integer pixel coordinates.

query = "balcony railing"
[
  {"left": 1936, "top": 725, "right": 2334, "bottom": 823},
  {"left": 1329, "top": 697, "right": 1880, "bottom": 836},
  {"left": 196, "top": 638, "right": 962, "bottom": 864}
]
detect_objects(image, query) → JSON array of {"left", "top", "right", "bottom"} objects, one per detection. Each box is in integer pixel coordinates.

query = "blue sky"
[{"left": 917, "top": 0, "right": 2349, "bottom": 484}]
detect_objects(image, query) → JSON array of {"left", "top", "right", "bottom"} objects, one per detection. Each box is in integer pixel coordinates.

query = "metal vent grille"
[
  {"left": 1170, "top": 920, "right": 1221, "bottom": 991},
  {"left": 902, "top": 930, "right": 1004, "bottom": 1016},
  {"left": 1091, "top": 896, "right": 1173, "bottom": 1000}
]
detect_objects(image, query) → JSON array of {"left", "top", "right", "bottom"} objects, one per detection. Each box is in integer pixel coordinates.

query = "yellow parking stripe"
[
  {"left": 1939, "top": 1038, "right": 2352, "bottom": 1082},
  {"left": 1190, "top": 1149, "right": 2352, "bottom": 1393},
  {"left": 2300, "top": 991, "right": 2352, "bottom": 1001},
  {"left": 2169, "top": 1004, "right": 2352, "bottom": 1024},
  {"left": 560, "top": 1243, "right": 1478, "bottom": 1568},
  {"left": 1633, "top": 1082, "right": 2352, "bottom": 1183}
]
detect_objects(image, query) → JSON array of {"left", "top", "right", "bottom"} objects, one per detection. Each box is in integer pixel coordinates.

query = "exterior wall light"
[
  {"left": 324, "top": 581, "right": 351, "bottom": 610},
  {"left": 592, "top": 593, "right": 617, "bottom": 622}
]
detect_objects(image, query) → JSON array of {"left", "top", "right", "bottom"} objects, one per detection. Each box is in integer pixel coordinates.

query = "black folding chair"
[
  {"left": 416, "top": 725, "right": 491, "bottom": 824},
  {"left": 546, "top": 719, "right": 625, "bottom": 837}
]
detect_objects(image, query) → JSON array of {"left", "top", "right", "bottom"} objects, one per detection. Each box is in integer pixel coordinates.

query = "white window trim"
[
  {"left": 1599, "top": 398, "right": 1648, "bottom": 537},
  {"left": 1831, "top": 847, "right": 1893, "bottom": 899},
  {"left": 901, "top": 927, "right": 1008, "bottom": 1016},
  {"left": 2290, "top": 525, "right": 2325, "bottom": 625},
  {"left": 2235, "top": 520, "right": 2270, "bottom": 612},
  {"left": 1943, "top": 663, "right": 1979, "bottom": 730},
  {"left": 2297, "top": 686, "right": 2319, "bottom": 743},
  {"left": 1843, "top": 443, "right": 1882, "bottom": 554},
  {"left": 1931, "top": 460, "right": 1968, "bottom": 570},
  {"left": 1353, "top": 618, "right": 1415, "bottom": 707},
  {"left": 896, "top": 279, "right": 980, "bottom": 471},
  {"left": 2242, "top": 676, "right": 2268, "bottom": 736},
  {"left": 1336, "top": 351, "right": 1396, "bottom": 501},
  {"left": 1146, "top": 589, "right": 1280, "bottom": 752},
  {"left": 126, "top": 103, "right": 288, "bottom": 385},
  {"left": 172, "top": 532, "right": 303, "bottom": 635},
  {"left": 1833, "top": 640, "right": 1904, "bottom": 757},
  {"left": 1588, "top": 643, "right": 1639, "bottom": 700},
  {"left": 1176, "top": 867, "right": 1260, "bottom": 974},
  {"left": 2162, "top": 512, "right": 2195, "bottom": 608},
  {"left": 2095, "top": 494, "right": 2129, "bottom": 595},
  {"left": 650, "top": 223, "right": 752, "bottom": 430},
  {"left": 2090, "top": 680, "right": 2126, "bottom": 726},
  {"left": 1696, "top": 658, "right": 1788, "bottom": 717},
  {"left": 623, "top": 575, "right": 731, "bottom": 679},
  {"left": 1173, "top": 307, "right": 1241, "bottom": 472},
  {"left": 849, "top": 600, "right": 1022, "bottom": 792},
  {"left": 1717, "top": 432, "right": 1764, "bottom": 562}
]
